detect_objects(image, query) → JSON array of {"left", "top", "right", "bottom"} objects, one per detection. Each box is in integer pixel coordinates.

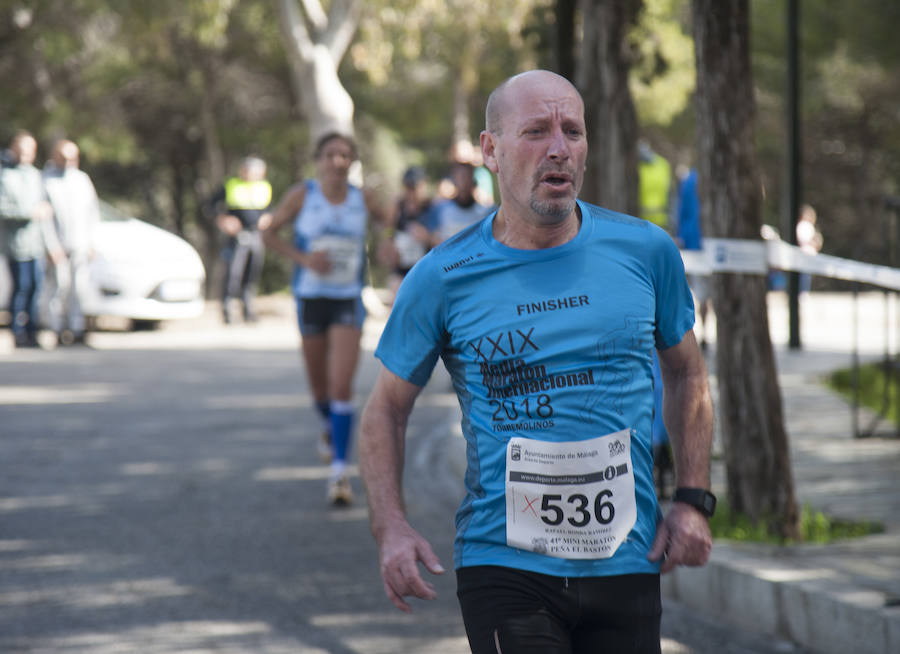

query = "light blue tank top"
[{"left": 292, "top": 180, "right": 368, "bottom": 299}]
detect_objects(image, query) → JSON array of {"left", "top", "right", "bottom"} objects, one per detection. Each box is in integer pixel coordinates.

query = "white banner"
[{"left": 681, "top": 239, "right": 900, "bottom": 292}]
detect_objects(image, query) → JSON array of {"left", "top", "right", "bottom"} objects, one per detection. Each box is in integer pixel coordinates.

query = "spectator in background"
[
  {"left": 796, "top": 203, "right": 823, "bottom": 294},
  {"left": 674, "top": 165, "right": 711, "bottom": 351},
  {"left": 449, "top": 138, "right": 495, "bottom": 207},
  {"left": 0, "top": 145, "right": 15, "bottom": 167},
  {"left": 760, "top": 223, "right": 787, "bottom": 291},
  {"left": 0, "top": 131, "right": 58, "bottom": 348},
  {"left": 638, "top": 140, "right": 672, "bottom": 230},
  {"left": 207, "top": 156, "right": 273, "bottom": 324},
  {"left": 376, "top": 166, "right": 434, "bottom": 304},
  {"left": 43, "top": 139, "right": 101, "bottom": 346},
  {"left": 427, "top": 162, "right": 493, "bottom": 246}
]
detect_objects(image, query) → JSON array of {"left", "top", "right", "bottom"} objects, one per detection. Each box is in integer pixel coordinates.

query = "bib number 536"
[
  {"left": 540, "top": 489, "right": 615, "bottom": 528},
  {"left": 505, "top": 430, "right": 636, "bottom": 560}
]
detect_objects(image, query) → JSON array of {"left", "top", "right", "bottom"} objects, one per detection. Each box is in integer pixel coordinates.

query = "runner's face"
[
  {"left": 317, "top": 138, "right": 354, "bottom": 184},
  {"left": 488, "top": 76, "right": 586, "bottom": 226}
]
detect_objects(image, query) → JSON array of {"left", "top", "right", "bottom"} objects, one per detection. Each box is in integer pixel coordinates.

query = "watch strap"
[{"left": 673, "top": 487, "right": 717, "bottom": 518}]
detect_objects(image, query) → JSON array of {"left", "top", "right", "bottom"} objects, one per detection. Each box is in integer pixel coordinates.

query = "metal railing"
[{"left": 681, "top": 232, "right": 900, "bottom": 440}]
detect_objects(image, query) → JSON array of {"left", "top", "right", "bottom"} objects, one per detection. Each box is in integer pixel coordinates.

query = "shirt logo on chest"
[{"left": 468, "top": 328, "right": 539, "bottom": 362}]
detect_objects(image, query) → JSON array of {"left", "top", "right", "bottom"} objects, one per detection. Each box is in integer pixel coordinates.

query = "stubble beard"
[
  {"left": 529, "top": 196, "right": 575, "bottom": 223},
  {"left": 529, "top": 180, "right": 577, "bottom": 223}
]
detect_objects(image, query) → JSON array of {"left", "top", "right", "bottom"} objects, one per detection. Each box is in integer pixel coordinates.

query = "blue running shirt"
[
  {"left": 292, "top": 180, "right": 368, "bottom": 299},
  {"left": 375, "top": 200, "right": 695, "bottom": 578}
]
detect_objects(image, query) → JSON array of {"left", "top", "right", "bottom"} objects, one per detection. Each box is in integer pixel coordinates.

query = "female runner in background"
[{"left": 263, "top": 132, "right": 386, "bottom": 506}]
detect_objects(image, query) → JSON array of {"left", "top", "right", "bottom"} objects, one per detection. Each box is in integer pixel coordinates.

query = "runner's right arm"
[{"left": 359, "top": 367, "right": 445, "bottom": 612}]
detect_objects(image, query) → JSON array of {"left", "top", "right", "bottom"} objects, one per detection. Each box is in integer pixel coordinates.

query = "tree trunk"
[
  {"left": 451, "top": 60, "right": 480, "bottom": 148},
  {"left": 276, "top": 0, "right": 360, "bottom": 140},
  {"left": 199, "top": 63, "right": 226, "bottom": 186},
  {"left": 198, "top": 62, "right": 226, "bottom": 298},
  {"left": 554, "top": 0, "right": 577, "bottom": 81},
  {"left": 576, "top": 0, "right": 641, "bottom": 215},
  {"left": 691, "top": 0, "right": 800, "bottom": 539},
  {"left": 452, "top": 72, "right": 470, "bottom": 146}
]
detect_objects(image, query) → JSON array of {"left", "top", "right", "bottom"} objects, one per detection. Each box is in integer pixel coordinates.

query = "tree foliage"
[
  {"left": 751, "top": 0, "right": 900, "bottom": 271},
  {"left": 348, "top": 0, "right": 543, "bottom": 177},
  {"left": 629, "top": 0, "right": 695, "bottom": 127},
  {"left": 1, "top": 0, "right": 898, "bottom": 291}
]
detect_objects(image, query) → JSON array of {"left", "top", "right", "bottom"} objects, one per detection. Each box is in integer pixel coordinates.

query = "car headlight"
[{"left": 152, "top": 279, "right": 202, "bottom": 302}]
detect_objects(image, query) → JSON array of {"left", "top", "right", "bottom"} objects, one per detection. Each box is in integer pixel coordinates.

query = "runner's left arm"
[{"left": 648, "top": 329, "right": 714, "bottom": 573}]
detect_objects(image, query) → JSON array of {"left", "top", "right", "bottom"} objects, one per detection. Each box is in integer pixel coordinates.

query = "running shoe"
[
  {"left": 318, "top": 429, "right": 333, "bottom": 464},
  {"left": 327, "top": 475, "right": 353, "bottom": 507}
]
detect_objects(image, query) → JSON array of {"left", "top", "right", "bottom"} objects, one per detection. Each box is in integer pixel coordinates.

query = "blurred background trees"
[{"left": 1, "top": 0, "right": 898, "bottom": 290}]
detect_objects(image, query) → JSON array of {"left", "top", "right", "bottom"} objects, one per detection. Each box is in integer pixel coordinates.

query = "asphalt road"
[{"left": 0, "top": 314, "right": 807, "bottom": 653}]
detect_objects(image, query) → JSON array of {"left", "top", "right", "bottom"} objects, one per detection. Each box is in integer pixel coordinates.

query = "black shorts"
[
  {"left": 457, "top": 566, "right": 661, "bottom": 654},
  {"left": 295, "top": 296, "right": 365, "bottom": 336}
]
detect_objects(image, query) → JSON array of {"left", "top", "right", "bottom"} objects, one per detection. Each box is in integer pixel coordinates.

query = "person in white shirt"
[
  {"left": 42, "top": 139, "right": 100, "bottom": 346},
  {"left": 795, "top": 203, "right": 823, "bottom": 294}
]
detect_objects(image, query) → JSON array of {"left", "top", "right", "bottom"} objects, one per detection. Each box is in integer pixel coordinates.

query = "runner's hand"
[
  {"left": 305, "top": 250, "right": 332, "bottom": 274},
  {"left": 216, "top": 214, "right": 242, "bottom": 236},
  {"left": 648, "top": 502, "right": 712, "bottom": 574},
  {"left": 377, "top": 519, "right": 445, "bottom": 612}
]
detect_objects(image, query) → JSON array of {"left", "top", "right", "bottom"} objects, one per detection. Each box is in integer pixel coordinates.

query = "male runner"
[{"left": 360, "top": 70, "right": 714, "bottom": 654}]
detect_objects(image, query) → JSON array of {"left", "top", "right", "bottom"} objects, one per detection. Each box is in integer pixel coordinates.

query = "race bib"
[
  {"left": 394, "top": 230, "right": 426, "bottom": 268},
  {"left": 505, "top": 429, "right": 637, "bottom": 559},
  {"left": 309, "top": 235, "right": 364, "bottom": 286}
]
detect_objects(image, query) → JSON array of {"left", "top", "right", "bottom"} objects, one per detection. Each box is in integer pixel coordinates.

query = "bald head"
[
  {"left": 485, "top": 70, "right": 583, "bottom": 136},
  {"left": 479, "top": 69, "right": 587, "bottom": 233},
  {"left": 52, "top": 139, "right": 80, "bottom": 169},
  {"left": 239, "top": 156, "right": 267, "bottom": 181}
]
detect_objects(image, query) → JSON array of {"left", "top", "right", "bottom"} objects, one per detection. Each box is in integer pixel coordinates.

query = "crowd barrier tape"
[{"left": 681, "top": 238, "right": 900, "bottom": 292}]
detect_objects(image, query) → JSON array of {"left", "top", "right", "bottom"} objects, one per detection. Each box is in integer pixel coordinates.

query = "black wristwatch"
[{"left": 673, "top": 487, "right": 717, "bottom": 518}]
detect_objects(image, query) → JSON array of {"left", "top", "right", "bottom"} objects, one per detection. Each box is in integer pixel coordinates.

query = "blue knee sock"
[{"left": 329, "top": 400, "right": 354, "bottom": 464}]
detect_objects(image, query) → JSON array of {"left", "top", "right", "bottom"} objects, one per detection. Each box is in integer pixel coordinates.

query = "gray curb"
[{"left": 661, "top": 544, "right": 900, "bottom": 654}]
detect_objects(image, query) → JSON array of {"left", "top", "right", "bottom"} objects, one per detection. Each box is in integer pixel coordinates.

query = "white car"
[
  {"left": 1, "top": 201, "right": 206, "bottom": 326},
  {"left": 81, "top": 201, "right": 206, "bottom": 322}
]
